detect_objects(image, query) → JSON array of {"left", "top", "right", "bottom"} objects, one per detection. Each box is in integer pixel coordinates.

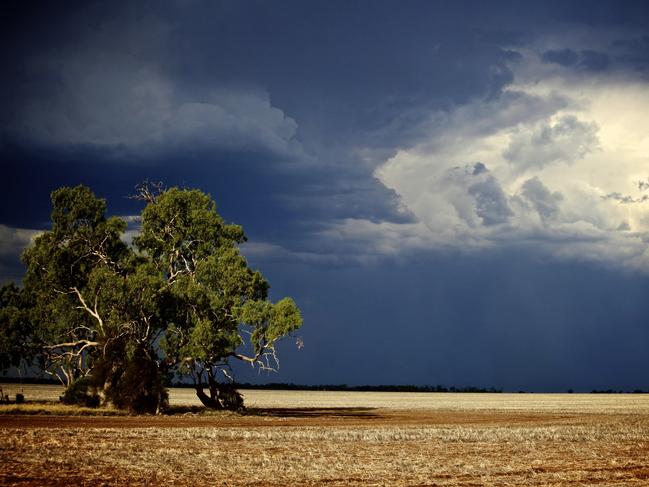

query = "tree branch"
[
  {"left": 228, "top": 341, "right": 279, "bottom": 372},
  {"left": 70, "top": 287, "right": 104, "bottom": 334},
  {"left": 44, "top": 339, "right": 100, "bottom": 350}
]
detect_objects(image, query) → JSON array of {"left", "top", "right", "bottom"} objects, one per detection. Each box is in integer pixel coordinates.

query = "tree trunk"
[
  {"left": 194, "top": 385, "right": 223, "bottom": 409},
  {"left": 100, "top": 363, "right": 121, "bottom": 407},
  {"left": 194, "top": 381, "right": 244, "bottom": 410}
]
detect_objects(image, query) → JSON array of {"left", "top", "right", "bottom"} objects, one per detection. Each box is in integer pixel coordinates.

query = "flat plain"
[{"left": 1, "top": 384, "right": 648, "bottom": 486}]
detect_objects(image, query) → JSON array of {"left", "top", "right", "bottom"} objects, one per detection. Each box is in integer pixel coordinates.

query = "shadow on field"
[
  {"left": 245, "top": 407, "right": 380, "bottom": 419},
  {"left": 163, "top": 405, "right": 380, "bottom": 418}
]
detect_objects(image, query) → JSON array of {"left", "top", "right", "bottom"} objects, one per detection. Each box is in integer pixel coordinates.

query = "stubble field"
[{"left": 1, "top": 384, "right": 648, "bottom": 486}]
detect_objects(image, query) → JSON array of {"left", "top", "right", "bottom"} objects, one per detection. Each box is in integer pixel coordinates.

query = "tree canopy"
[{"left": 0, "top": 183, "right": 302, "bottom": 412}]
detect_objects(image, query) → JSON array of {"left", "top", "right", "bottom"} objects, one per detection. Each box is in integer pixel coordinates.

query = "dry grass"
[
  {"left": 2, "top": 415, "right": 648, "bottom": 486},
  {"left": 4, "top": 383, "right": 649, "bottom": 413},
  {"left": 0, "top": 383, "right": 65, "bottom": 403},
  {"left": 0, "top": 403, "right": 127, "bottom": 416},
  {"left": 1, "top": 384, "right": 649, "bottom": 485},
  {"left": 177, "top": 388, "right": 649, "bottom": 413}
]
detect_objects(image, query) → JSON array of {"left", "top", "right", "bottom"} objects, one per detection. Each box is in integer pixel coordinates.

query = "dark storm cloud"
[
  {"left": 579, "top": 49, "right": 611, "bottom": 71},
  {"left": 612, "top": 35, "right": 649, "bottom": 72},
  {"left": 0, "top": 0, "right": 525, "bottom": 247},
  {"left": 4, "top": 0, "right": 644, "bottom": 240},
  {"left": 145, "top": 1, "right": 530, "bottom": 243},
  {"left": 541, "top": 48, "right": 610, "bottom": 72},
  {"left": 541, "top": 48, "right": 579, "bottom": 66},
  {"left": 551, "top": 0, "right": 649, "bottom": 27}
]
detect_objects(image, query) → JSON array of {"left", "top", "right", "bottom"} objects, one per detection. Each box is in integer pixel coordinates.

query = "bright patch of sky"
[{"left": 370, "top": 50, "right": 649, "bottom": 270}]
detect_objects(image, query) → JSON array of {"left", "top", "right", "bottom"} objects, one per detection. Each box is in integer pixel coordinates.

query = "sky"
[{"left": 2, "top": 0, "right": 649, "bottom": 391}]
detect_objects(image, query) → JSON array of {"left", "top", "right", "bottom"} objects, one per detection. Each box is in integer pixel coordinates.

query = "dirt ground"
[
  {"left": 0, "top": 407, "right": 596, "bottom": 428},
  {"left": 1, "top": 406, "right": 648, "bottom": 486}
]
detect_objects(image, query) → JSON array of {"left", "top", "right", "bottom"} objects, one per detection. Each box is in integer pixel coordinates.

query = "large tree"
[
  {"left": 134, "top": 184, "right": 302, "bottom": 409},
  {"left": 2, "top": 183, "right": 302, "bottom": 412}
]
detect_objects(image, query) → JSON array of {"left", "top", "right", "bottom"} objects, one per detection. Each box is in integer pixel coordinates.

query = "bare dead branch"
[
  {"left": 228, "top": 340, "right": 280, "bottom": 372},
  {"left": 129, "top": 180, "right": 165, "bottom": 203}
]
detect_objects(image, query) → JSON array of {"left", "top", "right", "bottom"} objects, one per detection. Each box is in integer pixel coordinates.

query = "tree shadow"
[
  {"left": 244, "top": 407, "right": 380, "bottom": 419},
  {"left": 163, "top": 405, "right": 380, "bottom": 418}
]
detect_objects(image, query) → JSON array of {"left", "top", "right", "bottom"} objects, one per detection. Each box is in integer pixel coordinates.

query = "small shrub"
[
  {"left": 84, "top": 394, "right": 100, "bottom": 407},
  {"left": 15, "top": 393, "right": 24, "bottom": 404},
  {"left": 61, "top": 377, "right": 99, "bottom": 407},
  {"left": 218, "top": 383, "right": 245, "bottom": 411}
]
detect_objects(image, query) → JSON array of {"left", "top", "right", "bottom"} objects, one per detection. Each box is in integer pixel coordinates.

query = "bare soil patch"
[
  {"left": 0, "top": 407, "right": 600, "bottom": 429},
  {"left": 1, "top": 404, "right": 648, "bottom": 486}
]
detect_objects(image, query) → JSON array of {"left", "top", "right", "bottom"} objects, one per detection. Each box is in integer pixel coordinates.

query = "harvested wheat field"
[{"left": 1, "top": 385, "right": 649, "bottom": 486}]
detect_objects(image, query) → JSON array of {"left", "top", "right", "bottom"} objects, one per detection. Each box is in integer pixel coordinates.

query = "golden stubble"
[{"left": 1, "top": 386, "right": 648, "bottom": 486}]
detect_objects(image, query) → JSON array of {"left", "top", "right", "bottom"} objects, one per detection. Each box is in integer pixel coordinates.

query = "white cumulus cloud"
[
  {"left": 503, "top": 115, "right": 599, "bottom": 171},
  {"left": 350, "top": 53, "right": 649, "bottom": 271}
]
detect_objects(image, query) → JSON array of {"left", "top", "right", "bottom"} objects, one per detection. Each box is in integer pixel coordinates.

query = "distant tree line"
[
  {"left": 589, "top": 389, "right": 649, "bottom": 394},
  {"left": 3, "top": 376, "right": 647, "bottom": 394},
  {"left": 172, "top": 382, "right": 504, "bottom": 393},
  {"left": 0, "top": 184, "right": 302, "bottom": 413}
]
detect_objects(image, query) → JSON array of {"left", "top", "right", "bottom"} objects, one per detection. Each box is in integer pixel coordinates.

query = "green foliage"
[
  {"left": 1, "top": 183, "right": 302, "bottom": 412},
  {"left": 0, "top": 283, "right": 35, "bottom": 373},
  {"left": 135, "top": 187, "right": 245, "bottom": 264},
  {"left": 20, "top": 186, "right": 132, "bottom": 386},
  {"left": 238, "top": 297, "right": 302, "bottom": 354}
]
